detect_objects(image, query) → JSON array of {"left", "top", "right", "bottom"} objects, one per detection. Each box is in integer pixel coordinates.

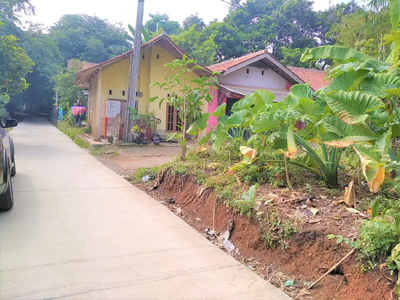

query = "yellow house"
[{"left": 75, "top": 33, "right": 211, "bottom": 140}]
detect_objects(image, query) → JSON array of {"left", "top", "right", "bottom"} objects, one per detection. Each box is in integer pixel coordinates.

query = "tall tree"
[
  {"left": 0, "top": 31, "right": 33, "bottom": 117},
  {"left": 144, "top": 13, "right": 180, "bottom": 36},
  {"left": 50, "top": 14, "right": 129, "bottom": 63},
  {"left": 10, "top": 24, "right": 63, "bottom": 114},
  {"left": 53, "top": 59, "right": 85, "bottom": 110},
  {"left": 0, "top": 0, "right": 34, "bottom": 24},
  {"left": 328, "top": 9, "right": 391, "bottom": 59},
  {"left": 202, "top": 21, "right": 245, "bottom": 61},
  {"left": 182, "top": 13, "right": 205, "bottom": 31},
  {"left": 172, "top": 25, "right": 217, "bottom": 66}
]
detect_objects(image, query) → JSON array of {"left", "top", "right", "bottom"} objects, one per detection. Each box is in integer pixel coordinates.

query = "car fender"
[
  {"left": 2, "top": 149, "right": 7, "bottom": 184},
  {"left": 9, "top": 138, "right": 15, "bottom": 158}
]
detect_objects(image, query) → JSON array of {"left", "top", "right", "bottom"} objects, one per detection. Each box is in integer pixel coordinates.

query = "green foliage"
[
  {"left": 182, "top": 13, "right": 205, "bottom": 32},
  {"left": 90, "top": 145, "right": 106, "bottom": 156},
  {"left": 172, "top": 162, "right": 188, "bottom": 175},
  {"left": 57, "top": 120, "right": 87, "bottom": 141},
  {"left": 10, "top": 24, "right": 63, "bottom": 114},
  {"left": 50, "top": 14, "right": 129, "bottom": 63},
  {"left": 280, "top": 47, "right": 311, "bottom": 68},
  {"left": 205, "top": 173, "right": 241, "bottom": 202},
  {"left": 328, "top": 9, "right": 391, "bottom": 60},
  {"left": 74, "top": 137, "right": 89, "bottom": 149},
  {"left": 144, "top": 13, "right": 180, "bottom": 36},
  {"left": 135, "top": 166, "right": 161, "bottom": 182},
  {"left": 150, "top": 55, "right": 218, "bottom": 160},
  {"left": 171, "top": 25, "right": 217, "bottom": 66},
  {"left": 0, "top": 0, "right": 35, "bottom": 24},
  {"left": 192, "top": 168, "right": 207, "bottom": 185},
  {"left": 0, "top": 33, "right": 33, "bottom": 97},
  {"left": 230, "top": 184, "right": 258, "bottom": 216},
  {"left": 327, "top": 234, "right": 355, "bottom": 247},
  {"left": 354, "top": 218, "right": 398, "bottom": 268},
  {"left": 263, "top": 220, "right": 297, "bottom": 249},
  {"left": 53, "top": 59, "right": 85, "bottom": 110}
]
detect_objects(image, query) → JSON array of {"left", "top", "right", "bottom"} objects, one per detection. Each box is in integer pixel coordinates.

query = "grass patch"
[
  {"left": 58, "top": 120, "right": 87, "bottom": 139},
  {"left": 263, "top": 219, "right": 297, "bottom": 249},
  {"left": 135, "top": 166, "right": 161, "bottom": 182},
  {"left": 74, "top": 137, "right": 90, "bottom": 149},
  {"left": 90, "top": 145, "right": 107, "bottom": 156}
]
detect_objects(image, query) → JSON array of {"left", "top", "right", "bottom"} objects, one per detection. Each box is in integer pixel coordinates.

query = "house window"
[
  {"left": 109, "top": 90, "right": 112, "bottom": 95},
  {"left": 142, "top": 54, "right": 145, "bottom": 59},
  {"left": 246, "top": 69, "right": 249, "bottom": 74},
  {"left": 157, "top": 54, "right": 160, "bottom": 59},
  {"left": 262, "top": 70, "right": 265, "bottom": 75},
  {"left": 122, "top": 91, "right": 125, "bottom": 96},
  {"left": 166, "top": 103, "right": 182, "bottom": 132}
]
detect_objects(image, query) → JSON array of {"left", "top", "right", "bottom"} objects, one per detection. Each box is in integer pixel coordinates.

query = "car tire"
[
  {"left": 0, "top": 178, "right": 13, "bottom": 211},
  {"left": 11, "top": 157, "right": 16, "bottom": 177}
]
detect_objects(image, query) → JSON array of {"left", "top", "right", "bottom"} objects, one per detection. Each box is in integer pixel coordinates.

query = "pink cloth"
[{"left": 71, "top": 106, "right": 87, "bottom": 116}]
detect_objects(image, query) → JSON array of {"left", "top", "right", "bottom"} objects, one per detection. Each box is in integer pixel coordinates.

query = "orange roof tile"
[
  {"left": 288, "top": 67, "right": 331, "bottom": 91},
  {"left": 208, "top": 50, "right": 266, "bottom": 73}
]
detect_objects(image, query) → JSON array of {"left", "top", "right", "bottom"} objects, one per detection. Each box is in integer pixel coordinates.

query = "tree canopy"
[
  {"left": 49, "top": 14, "right": 129, "bottom": 63},
  {"left": 144, "top": 13, "right": 180, "bottom": 36},
  {"left": 0, "top": 1, "right": 395, "bottom": 117}
]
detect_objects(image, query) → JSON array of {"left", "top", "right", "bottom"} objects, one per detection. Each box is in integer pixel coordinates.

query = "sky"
[{"left": 20, "top": 0, "right": 353, "bottom": 29}]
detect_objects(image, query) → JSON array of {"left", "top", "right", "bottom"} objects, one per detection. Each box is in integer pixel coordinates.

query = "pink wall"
[{"left": 207, "top": 88, "right": 227, "bottom": 132}]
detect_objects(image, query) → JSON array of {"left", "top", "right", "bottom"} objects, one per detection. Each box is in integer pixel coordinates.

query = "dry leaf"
[
  {"left": 254, "top": 201, "right": 262, "bottom": 211},
  {"left": 240, "top": 146, "right": 257, "bottom": 164},
  {"left": 309, "top": 207, "right": 319, "bottom": 216},
  {"left": 308, "top": 218, "right": 322, "bottom": 224},
  {"left": 343, "top": 180, "right": 355, "bottom": 207},
  {"left": 346, "top": 207, "right": 361, "bottom": 214},
  {"left": 194, "top": 145, "right": 208, "bottom": 155}
]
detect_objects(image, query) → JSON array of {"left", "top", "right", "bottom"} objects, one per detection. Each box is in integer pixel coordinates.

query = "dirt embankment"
[{"left": 138, "top": 173, "right": 396, "bottom": 300}]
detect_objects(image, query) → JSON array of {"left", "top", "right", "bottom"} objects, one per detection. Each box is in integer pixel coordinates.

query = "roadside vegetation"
[{"left": 133, "top": 1, "right": 400, "bottom": 297}]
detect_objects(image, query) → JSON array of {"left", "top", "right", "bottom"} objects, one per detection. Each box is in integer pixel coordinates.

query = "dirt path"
[{"left": 94, "top": 143, "right": 181, "bottom": 176}]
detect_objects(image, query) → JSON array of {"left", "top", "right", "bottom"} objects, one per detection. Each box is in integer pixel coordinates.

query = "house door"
[{"left": 166, "top": 103, "right": 182, "bottom": 132}]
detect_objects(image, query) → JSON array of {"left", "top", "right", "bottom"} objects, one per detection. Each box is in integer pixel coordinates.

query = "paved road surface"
[{"left": 0, "top": 117, "right": 291, "bottom": 299}]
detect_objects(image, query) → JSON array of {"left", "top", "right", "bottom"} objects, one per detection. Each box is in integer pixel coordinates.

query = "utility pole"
[{"left": 124, "top": 0, "right": 145, "bottom": 142}]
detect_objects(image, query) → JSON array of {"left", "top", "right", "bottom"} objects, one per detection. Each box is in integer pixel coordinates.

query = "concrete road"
[{"left": 0, "top": 117, "right": 291, "bottom": 300}]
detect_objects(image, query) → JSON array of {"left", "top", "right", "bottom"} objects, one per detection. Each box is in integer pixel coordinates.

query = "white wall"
[{"left": 219, "top": 65, "right": 289, "bottom": 90}]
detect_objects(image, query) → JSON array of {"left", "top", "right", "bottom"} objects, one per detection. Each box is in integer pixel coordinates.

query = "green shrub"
[
  {"left": 172, "top": 162, "right": 188, "bottom": 175},
  {"left": 135, "top": 166, "right": 161, "bottom": 182},
  {"left": 354, "top": 218, "right": 398, "bottom": 269},
  {"left": 263, "top": 220, "right": 297, "bottom": 249},
  {"left": 192, "top": 168, "right": 207, "bottom": 185},
  {"left": 206, "top": 173, "right": 241, "bottom": 202},
  {"left": 90, "top": 145, "right": 106, "bottom": 156},
  {"left": 229, "top": 184, "right": 258, "bottom": 216}
]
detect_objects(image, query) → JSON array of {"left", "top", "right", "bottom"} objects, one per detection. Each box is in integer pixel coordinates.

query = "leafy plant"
[
  {"left": 232, "top": 184, "right": 258, "bottom": 216},
  {"left": 263, "top": 221, "right": 297, "bottom": 249},
  {"left": 172, "top": 162, "right": 188, "bottom": 175},
  {"left": 135, "top": 166, "right": 161, "bottom": 182},
  {"left": 354, "top": 218, "right": 398, "bottom": 269},
  {"left": 150, "top": 55, "right": 219, "bottom": 160},
  {"left": 327, "top": 234, "right": 355, "bottom": 247}
]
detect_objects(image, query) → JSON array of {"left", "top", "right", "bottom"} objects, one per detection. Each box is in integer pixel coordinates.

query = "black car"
[{"left": 0, "top": 119, "right": 18, "bottom": 211}]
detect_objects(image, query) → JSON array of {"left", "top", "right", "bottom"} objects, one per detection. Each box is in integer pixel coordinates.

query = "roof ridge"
[
  {"left": 208, "top": 49, "right": 266, "bottom": 68},
  {"left": 288, "top": 66, "right": 325, "bottom": 73}
]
